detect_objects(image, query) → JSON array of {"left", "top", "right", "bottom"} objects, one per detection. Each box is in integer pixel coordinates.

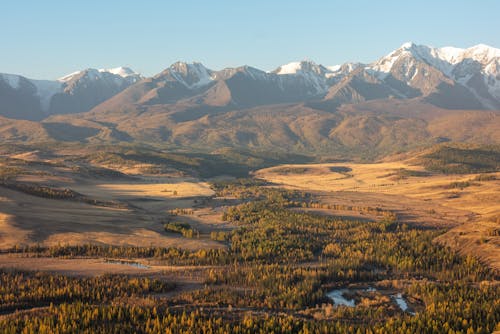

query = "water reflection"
[{"left": 104, "top": 259, "right": 150, "bottom": 269}]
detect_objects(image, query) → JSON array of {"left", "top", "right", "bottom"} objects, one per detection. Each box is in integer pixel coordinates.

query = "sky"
[{"left": 1, "top": 0, "right": 500, "bottom": 79}]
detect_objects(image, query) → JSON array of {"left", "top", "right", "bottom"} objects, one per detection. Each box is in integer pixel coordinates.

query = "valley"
[
  {"left": 0, "top": 143, "right": 498, "bottom": 332},
  {"left": 256, "top": 155, "right": 500, "bottom": 271},
  {"left": 1, "top": 40, "right": 500, "bottom": 334},
  {"left": 1, "top": 43, "right": 500, "bottom": 161},
  {"left": 2, "top": 1, "right": 500, "bottom": 332}
]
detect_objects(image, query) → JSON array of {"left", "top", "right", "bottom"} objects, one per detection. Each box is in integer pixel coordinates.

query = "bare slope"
[{"left": 44, "top": 98, "right": 500, "bottom": 160}]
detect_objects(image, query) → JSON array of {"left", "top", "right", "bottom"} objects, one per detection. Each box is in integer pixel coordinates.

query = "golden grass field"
[
  {"left": 0, "top": 151, "right": 225, "bottom": 251},
  {"left": 0, "top": 147, "right": 236, "bottom": 276},
  {"left": 0, "top": 183, "right": 223, "bottom": 250},
  {"left": 92, "top": 181, "right": 213, "bottom": 197},
  {"left": 255, "top": 161, "right": 499, "bottom": 219},
  {"left": 255, "top": 161, "right": 500, "bottom": 271},
  {"left": 1, "top": 149, "right": 498, "bottom": 274}
]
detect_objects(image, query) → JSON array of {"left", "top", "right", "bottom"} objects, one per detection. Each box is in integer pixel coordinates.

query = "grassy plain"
[
  {"left": 0, "top": 145, "right": 499, "bottom": 333},
  {"left": 255, "top": 160, "right": 500, "bottom": 270},
  {"left": 0, "top": 145, "right": 228, "bottom": 253},
  {"left": 1, "top": 144, "right": 498, "bottom": 273}
]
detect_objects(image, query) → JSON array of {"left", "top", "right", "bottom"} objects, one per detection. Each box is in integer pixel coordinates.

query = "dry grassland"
[
  {"left": 0, "top": 177, "right": 221, "bottom": 250},
  {"left": 256, "top": 162, "right": 500, "bottom": 271}
]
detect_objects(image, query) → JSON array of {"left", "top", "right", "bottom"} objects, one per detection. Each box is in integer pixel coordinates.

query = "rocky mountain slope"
[
  {"left": 82, "top": 42, "right": 500, "bottom": 115},
  {"left": 1, "top": 43, "right": 499, "bottom": 158}
]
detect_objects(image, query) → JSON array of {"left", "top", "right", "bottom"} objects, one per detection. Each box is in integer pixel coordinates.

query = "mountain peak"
[
  {"left": 170, "top": 61, "right": 208, "bottom": 72},
  {"left": 2, "top": 42, "right": 500, "bottom": 122},
  {"left": 392, "top": 43, "right": 500, "bottom": 65},
  {"left": 165, "top": 61, "right": 213, "bottom": 89},
  {"left": 395, "top": 42, "right": 432, "bottom": 56},
  {"left": 464, "top": 44, "right": 500, "bottom": 61},
  {"left": 275, "top": 61, "right": 302, "bottom": 75},
  {"left": 469, "top": 43, "right": 499, "bottom": 52},
  {"left": 274, "top": 60, "right": 326, "bottom": 75},
  {"left": 99, "top": 67, "right": 140, "bottom": 78},
  {"left": 400, "top": 41, "right": 417, "bottom": 49},
  {"left": 58, "top": 67, "right": 141, "bottom": 83}
]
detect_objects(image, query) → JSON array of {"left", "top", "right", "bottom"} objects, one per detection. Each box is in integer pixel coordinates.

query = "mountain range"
[
  {"left": 0, "top": 67, "right": 142, "bottom": 120},
  {"left": 1, "top": 42, "right": 499, "bottom": 158}
]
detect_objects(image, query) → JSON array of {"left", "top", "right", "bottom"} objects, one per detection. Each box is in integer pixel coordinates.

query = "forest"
[
  {"left": 421, "top": 145, "right": 500, "bottom": 174},
  {"left": 0, "top": 180, "right": 499, "bottom": 333}
]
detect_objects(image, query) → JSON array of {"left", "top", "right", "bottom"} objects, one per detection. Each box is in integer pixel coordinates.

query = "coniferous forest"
[{"left": 0, "top": 180, "right": 499, "bottom": 333}]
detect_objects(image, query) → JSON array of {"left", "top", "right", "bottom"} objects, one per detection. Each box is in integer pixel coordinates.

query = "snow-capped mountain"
[
  {"left": 59, "top": 67, "right": 141, "bottom": 82},
  {"left": 0, "top": 73, "right": 62, "bottom": 112},
  {"left": 364, "top": 42, "right": 500, "bottom": 108},
  {"left": 372, "top": 42, "right": 500, "bottom": 76},
  {"left": 0, "top": 73, "right": 60, "bottom": 120},
  {"left": 151, "top": 60, "right": 355, "bottom": 100},
  {"left": 275, "top": 60, "right": 330, "bottom": 76},
  {"left": 0, "top": 67, "right": 142, "bottom": 119},
  {"left": 1, "top": 42, "right": 500, "bottom": 121},
  {"left": 273, "top": 60, "right": 332, "bottom": 95},
  {"left": 132, "top": 61, "right": 346, "bottom": 108},
  {"left": 214, "top": 65, "right": 269, "bottom": 81},
  {"left": 161, "top": 62, "right": 214, "bottom": 89},
  {"left": 50, "top": 68, "right": 143, "bottom": 115},
  {"left": 326, "top": 62, "right": 364, "bottom": 79},
  {"left": 99, "top": 66, "right": 140, "bottom": 78}
]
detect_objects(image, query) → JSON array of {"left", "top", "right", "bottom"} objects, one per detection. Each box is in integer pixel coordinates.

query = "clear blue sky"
[{"left": 2, "top": 0, "right": 499, "bottom": 79}]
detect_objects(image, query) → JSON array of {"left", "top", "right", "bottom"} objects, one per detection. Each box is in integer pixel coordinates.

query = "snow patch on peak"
[
  {"left": 99, "top": 67, "right": 139, "bottom": 78},
  {"left": 170, "top": 61, "right": 207, "bottom": 72},
  {"left": 327, "top": 65, "right": 341, "bottom": 72},
  {"left": 59, "top": 67, "right": 141, "bottom": 83},
  {"left": 82, "top": 69, "right": 105, "bottom": 80},
  {"left": 168, "top": 62, "right": 213, "bottom": 89},
  {"left": 325, "top": 63, "right": 362, "bottom": 79},
  {"left": 58, "top": 70, "right": 85, "bottom": 82},
  {"left": 400, "top": 41, "right": 416, "bottom": 49},
  {"left": 469, "top": 43, "right": 500, "bottom": 54},
  {"left": 432, "top": 46, "right": 465, "bottom": 63},
  {"left": 463, "top": 44, "right": 500, "bottom": 63},
  {"left": 365, "top": 42, "right": 500, "bottom": 107},
  {"left": 423, "top": 44, "right": 500, "bottom": 66},
  {"left": 275, "top": 60, "right": 326, "bottom": 76},
  {"left": 385, "top": 42, "right": 500, "bottom": 67},
  {"left": 367, "top": 43, "right": 453, "bottom": 79},
  {"left": 369, "top": 53, "right": 402, "bottom": 76},
  {"left": 276, "top": 62, "right": 303, "bottom": 75},
  {"left": 359, "top": 44, "right": 409, "bottom": 74},
  {"left": 274, "top": 60, "right": 330, "bottom": 94}
]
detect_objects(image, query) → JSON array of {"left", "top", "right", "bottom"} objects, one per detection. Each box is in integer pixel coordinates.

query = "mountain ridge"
[
  {"left": 0, "top": 42, "right": 499, "bottom": 159},
  {"left": 2, "top": 42, "right": 499, "bottom": 121},
  {"left": 0, "top": 67, "right": 142, "bottom": 120}
]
